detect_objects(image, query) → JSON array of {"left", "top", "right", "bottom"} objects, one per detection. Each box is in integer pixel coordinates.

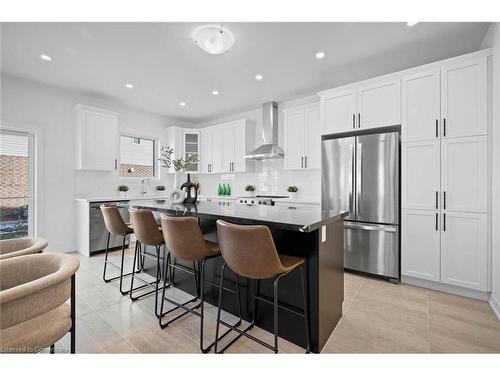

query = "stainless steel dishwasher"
[{"left": 89, "top": 201, "right": 130, "bottom": 255}]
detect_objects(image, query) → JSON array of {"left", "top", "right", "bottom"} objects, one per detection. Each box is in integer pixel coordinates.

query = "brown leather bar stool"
[
  {"left": 215, "top": 220, "right": 311, "bottom": 354},
  {"left": 100, "top": 205, "right": 138, "bottom": 294},
  {"left": 128, "top": 208, "right": 167, "bottom": 318},
  {"left": 159, "top": 215, "right": 241, "bottom": 353}
]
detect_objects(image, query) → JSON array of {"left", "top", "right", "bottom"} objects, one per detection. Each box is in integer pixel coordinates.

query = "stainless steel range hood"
[{"left": 244, "top": 101, "right": 284, "bottom": 160}]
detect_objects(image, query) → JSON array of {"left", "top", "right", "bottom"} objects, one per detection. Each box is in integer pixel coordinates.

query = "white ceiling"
[{"left": 1, "top": 22, "right": 490, "bottom": 123}]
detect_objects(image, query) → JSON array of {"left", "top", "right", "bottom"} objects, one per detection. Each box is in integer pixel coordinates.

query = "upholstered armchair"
[
  {"left": 0, "top": 253, "right": 79, "bottom": 353},
  {"left": 0, "top": 237, "right": 48, "bottom": 260}
]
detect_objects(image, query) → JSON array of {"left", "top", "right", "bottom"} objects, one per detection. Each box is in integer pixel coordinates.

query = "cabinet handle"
[
  {"left": 443, "top": 118, "right": 446, "bottom": 137},
  {"left": 435, "top": 119, "right": 438, "bottom": 138},
  {"left": 305, "top": 156, "right": 308, "bottom": 168},
  {"left": 443, "top": 213, "right": 446, "bottom": 231},
  {"left": 352, "top": 114, "right": 356, "bottom": 129},
  {"left": 115, "top": 158, "right": 117, "bottom": 170},
  {"left": 443, "top": 191, "right": 446, "bottom": 210},
  {"left": 435, "top": 213, "right": 438, "bottom": 231},
  {"left": 358, "top": 113, "right": 361, "bottom": 128},
  {"left": 435, "top": 191, "right": 438, "bottom": 209},
  {"left": 301, "top": 156, "right": 304, "bottom": 168}
]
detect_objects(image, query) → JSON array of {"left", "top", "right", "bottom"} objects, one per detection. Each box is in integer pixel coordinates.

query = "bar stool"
[
  {"left": 100, "top": 205, "right": 137, "bottom": 294},
  {"left": 128, "top": 208, "right": 167, "bottom": 318},
  {"left": 215, "top": 220, "right": 311, "bottom": 354},
  {"left": 159, "top": 215, "right": 241, "bottom": 353}
]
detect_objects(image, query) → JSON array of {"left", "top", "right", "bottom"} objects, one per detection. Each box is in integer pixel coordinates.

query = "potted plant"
[
  {"left": 156, "top": 185, "right": 166, "bottom": 196},
  {"left": 158, "top": 145, "right": 199, "bottom": 189},
  {"left": 244, "top": 184, "right": 256, "bottom": 196},
  {"left": 117, "top": 185, "right": 129, "bottom": 197},
  {"left": 287, "top": 185, "right": 298, "bottom": 198}
]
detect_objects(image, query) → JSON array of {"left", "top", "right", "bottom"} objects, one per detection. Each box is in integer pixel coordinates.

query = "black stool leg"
[
  {"left": 214, "top": 262, "right": 227, "bottom": 354},
  {"left": 273, "top": 275, "right": 280, "bottom": 353},
  {"left": 50, "top": 344, "right": 55, "bottom": 354},
  {"left": 301, "top": 264, "right": 311, "bottom": 353},
  {"left": 70, "top": 273, "right": 76, "bottom": 354},
  {"left": 102, "top": 232, "right": 111, "bottom": 281}
]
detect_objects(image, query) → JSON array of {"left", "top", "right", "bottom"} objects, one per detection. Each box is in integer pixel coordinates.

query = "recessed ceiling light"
[
  {"left": 255, "top": 74, "right": 263, "bottom": 81},
  {"left": 315, "top": 51, "right": 325, "bottom": 59},
  {"left": 191, "top": 24, "right": 235, "bottom": 55},
  {"left": 407, "top": 22, "right": 419, "bottom": 27},
  {"left": 40, "top": 54, "right": 52, "bottom": 61},
  {"left": 212, "top": 90, "right": 219, "bottom": 96},
  {"left": 125, "top": 83, "right": 134, "bottom": 89},
  {"left": 179, "top": 102, "right": 186, "bottom": 107}
]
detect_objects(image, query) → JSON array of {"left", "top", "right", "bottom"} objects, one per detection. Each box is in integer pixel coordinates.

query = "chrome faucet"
[{"left": 141, "top": 179, "right": 149, "bottom": 195}]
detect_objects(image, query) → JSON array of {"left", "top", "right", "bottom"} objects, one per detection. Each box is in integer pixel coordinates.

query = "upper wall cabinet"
[
  {"left": 200, "top": 119, "right": 255, "bottom": 174},
  {"left": 319, "top": 78, "right": 401, "bottom": 134},
  {"left": 221, "top": 119, "right": 255, "bottom": 173},
  {"left": 321, "top": 89, "right": 357, "bottom": 134},
  {"left": 74, "top": 105, "right": 119, "bottom": 171},
  {"left": 402, "top": 69, "right": 441, "bottom": 142},
  {"left": 357, "top": 79, "right": 401, "bottom": 129},
  {"left": 441, "top": 58, "right": 487, "bottom": 138},
  {"left": 183, "top": 129, "right": 201, "bottom": 173},
  {"left": 284, "top": 104, "right": 320, "bottom": 170}
]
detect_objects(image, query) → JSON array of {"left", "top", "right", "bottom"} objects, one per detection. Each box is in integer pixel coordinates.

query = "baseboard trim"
[
  {"left": 490, "top": 295, "right": 500, "bottom": 321},
  {"left": 402, "top": 276, "right": 491, "bottom": 301}
]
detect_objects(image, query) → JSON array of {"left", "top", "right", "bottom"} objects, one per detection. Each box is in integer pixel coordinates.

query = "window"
[
  {"left": 120, "top": 135, "right": 155, "bottom": 178},
  {"left": 0, "top": 129, "right": 34, "bottom": 239}
]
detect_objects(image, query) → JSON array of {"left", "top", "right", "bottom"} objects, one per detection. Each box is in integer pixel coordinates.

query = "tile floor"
[{"left": 52, "top": 250, "right": 500, "bottom": 354}]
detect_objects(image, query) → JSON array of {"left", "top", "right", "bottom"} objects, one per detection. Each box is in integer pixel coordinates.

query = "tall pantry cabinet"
[{"left": 401, "top": 56, "right": 489, "bottom": 291}]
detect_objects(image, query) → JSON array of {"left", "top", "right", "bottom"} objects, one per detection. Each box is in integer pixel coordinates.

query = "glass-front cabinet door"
[{"left": 183, "top": 129, "right": 200, "bottom": 173}]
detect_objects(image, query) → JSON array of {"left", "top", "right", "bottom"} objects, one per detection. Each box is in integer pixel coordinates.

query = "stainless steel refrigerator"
[{"left": 321, "top": 126, "right": 400, "bottom": 281}]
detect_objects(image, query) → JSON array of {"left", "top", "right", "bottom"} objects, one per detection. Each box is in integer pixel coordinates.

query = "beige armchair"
[
  {"left": 0, "top": 237, "right": 48, "bottom": 260},
  {"left": 0, "top": 253, "right": 79, "bottom": 353}
]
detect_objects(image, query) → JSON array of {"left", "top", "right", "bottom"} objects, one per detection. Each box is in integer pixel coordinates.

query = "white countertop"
[{"left": 75, "top": 195, "right": 171, "bottom": 203}]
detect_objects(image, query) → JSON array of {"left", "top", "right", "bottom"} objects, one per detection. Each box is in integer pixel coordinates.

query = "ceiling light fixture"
[
  {"left": 179, "top": 102, "right": 186, "bottom": 107},
  {"left": 212, "top": 90, "right": 219, "bottom": 96},
  {"left": 407, "top": 22, "right": 419, "bottom": 27},
  {"left": 255, "top": 74, "right": 263, "bottom": 81},
  {"left": 191, "top": 24, "right": 235, "bottom": 55},
  {"left": 315, "top": 51, "right": 325, "bottom": 59},
  {"left": 40, "top": 54, "right": 52, "bottom": 61},
  {"left": 125, "top": 83, "right": 134, "bottom": 89}
]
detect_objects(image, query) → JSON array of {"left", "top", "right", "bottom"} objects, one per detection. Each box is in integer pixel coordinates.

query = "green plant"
[
  {"left": 244, "top": 184, "right": 256, "bottom": 192},
  {"left": 158, "top": 145, "right": 199, "bottom": 172},
  {"left": 287, "top": 185, "right": 298, "bottom": 193},
  {"left": 156, "top": 185, "right": 166, "bottom": 191},
  {"left": 117, "top": 185, "right": 129, "bottom": 192}
]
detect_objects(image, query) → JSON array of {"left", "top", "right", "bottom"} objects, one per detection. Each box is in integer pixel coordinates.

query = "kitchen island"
[{"left": 127, "top": 199, "right": 347, "bottom": 353}]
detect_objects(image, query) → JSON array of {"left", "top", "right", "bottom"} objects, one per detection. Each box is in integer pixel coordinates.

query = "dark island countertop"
[{"left": 124, "top": 199, "right": 347, "bottom": 232}]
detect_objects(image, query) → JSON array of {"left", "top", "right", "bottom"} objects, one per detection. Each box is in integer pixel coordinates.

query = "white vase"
[
  {"left": 119, "top": 191, "right": 127, "bottom": 198},
  {"left": 288, "top": 192, "right": 297, "bottom": 199}
]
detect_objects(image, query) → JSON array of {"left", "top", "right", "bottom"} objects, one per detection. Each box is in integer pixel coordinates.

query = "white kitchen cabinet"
[
  {"left": 284, "top": 109, "right": 305, "bottom": 170},
  {"left": 220, "top": 120, "right": 254, "bottom": 173},
  {"left": 202, "top": 119, "right": 254, "bottom": 174},
  {"left": 321, "top": 89, "right": 357, "bottom": 134},
  {"left": 201, "top": 127, "right": 223, "bottom": 174},
  {"left": 183, "top": 129, "right": 201, "bottom": 173},
  {"left": 441, "top": 212, "right": 487, "bottom": 291},
  {"left": 74, "top": 105, "right": 119, "bottom": 171},
  {"left": 357, "top": 78, "right": 401, "bottom": 129},
  {"left": 283, "top": 104, "right": 320, "bottom": 170},
  {"left": 402, "top": 209, "right": 440, "bottom": 282},
  {"left": 402, "top": 140, "right": 440, "bottom": 210},
  {"left": 441, "top": 58, "right": 487, "bottom": 138},
  {"left": 402, "top": 69, "right": 441, "bottom": 141},
  {"left": 319, "top": 78, "right": 401, "bottom": 134},
  {"left": 441, "top": 136, "right": 487, "bottom": 213}
]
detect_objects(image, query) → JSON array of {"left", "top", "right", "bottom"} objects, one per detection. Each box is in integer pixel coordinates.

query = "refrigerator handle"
[
  {"left": 344, "top": 223, "right": 397, "bottom": 233},
  {"left": 356, "top": 142, "right": 362, "bottom": 216},
  {"left": 350, "top": 143, "right": 355, "bottom": 215}
]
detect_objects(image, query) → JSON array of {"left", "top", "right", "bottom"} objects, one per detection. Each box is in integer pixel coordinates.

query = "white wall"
[
  {"left": 192, "top": 95, "right": 321, "bottom": 200},
  {"left": 0, "top": 74, "right": 186, "bottom": 252},
  {"left": 481, "top": 23, "right": 500, "bottom": 317}
]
